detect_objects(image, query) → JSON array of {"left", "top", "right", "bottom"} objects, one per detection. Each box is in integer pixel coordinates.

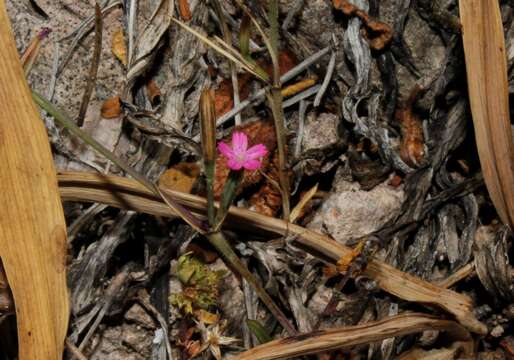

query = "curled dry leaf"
[
  {"left": 159, "top": 163, "right": 200, "bottom": 194},
  {"left": 333, "top": 0, "right": 393, "bottom": 51},
  {"left": 145, "top": 79, "right": 161, "bottom": 105},
  {"left": 111, "top": 28, "right": 127, "bottom": 66},
  {"left": 397, "top": 86, "right": 426, "bottom": 167},
  {"left": 100, "top": 95, "right": 122, "bottom": 119},
  {"left": 178, "top": 0, "right": 192, "bottom": 21}
]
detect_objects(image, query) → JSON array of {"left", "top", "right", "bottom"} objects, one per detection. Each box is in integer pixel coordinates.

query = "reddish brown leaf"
[
  {"left": 214, "top": 74, "right": 252, "bottom": 118},
  {"left": 159, "top": 163, "right": 200, "bottom": 194},
  {"left": 333, "top": 0, "right": 393, "bottom": 50},
  {"left": 100, "top": 95, "right": 122, "bottom": 119},
  {"left": 178, "top": 0, "right": 192, "bottom": 21},
  {"left": 186, "top": 242, "right": 219, "bottom": 264},
  {"left": 249, "top": 151, "right": 282, "bottom": 217},
  {"left": 396, "top": 86, "right": 426, "bottom": 167}
]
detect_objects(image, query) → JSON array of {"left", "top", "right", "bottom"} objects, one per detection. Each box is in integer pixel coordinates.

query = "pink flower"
[{"left": 218, "top": 131, "right": 268, "bottom": 171}]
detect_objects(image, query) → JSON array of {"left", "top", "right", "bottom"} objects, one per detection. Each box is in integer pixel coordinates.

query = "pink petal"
[
  {"left": 231, "top": 131, "right": 248, "bottom": 154},
  {"left": 245, "top": 144, "right": 268, "bottom": 160},
  {"left": 218, "top": 142, "right": 234, "bottom": 158},
  {"left": 243, "top": 159, "right": 262, "bottom": 170},
  {"left": 227, "top": 158, "right": 244, "bottom": 170}
]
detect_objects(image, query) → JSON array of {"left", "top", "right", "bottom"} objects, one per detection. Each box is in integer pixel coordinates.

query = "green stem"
[
  {"left": 205, "top": 162, "right": 215, "bottom": 227},
  {"left": 265, "top": 0, "right": 290, "bottom": 220},
  {"left": 213, "top": 170, "right": 244, "bottom": 231},
  {"left": 266, "top": 89, "right": 290, "bottom": 220},
  {"left": 207, "top": 231, "right": 297, "bottom": 335},
  {"left": 267, "top": 0, "right": 280, "bottom": 85}
]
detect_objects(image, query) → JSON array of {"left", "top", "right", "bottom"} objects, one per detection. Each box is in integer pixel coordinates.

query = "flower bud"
[{"left": 200, "top": 89, "right": 217, "bottom": 165}]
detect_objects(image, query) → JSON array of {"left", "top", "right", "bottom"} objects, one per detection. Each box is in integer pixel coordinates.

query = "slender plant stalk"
[
  {"left": 267, "top": 0, "right": 280, "bottom": 82},
  {"left": 266, "top": 89, "right": 290, "bottom": 220},
  {"left": 212, "top": 0, "right": 242, "bottom": 125},
  {"left": 207, "top": 231, "right": 297, "bottom": 335},
  {"left": 200, "top": 89, "right": 217, "bottom": 227},
  {"left": 213, "top": 170, "right": 244, "bottom": 232},
  {"left": 265, "top": 0, "right": 290, "bottom": 220},
  {"left": 77, "top": 3, "right": 102, "bottom": 127}
]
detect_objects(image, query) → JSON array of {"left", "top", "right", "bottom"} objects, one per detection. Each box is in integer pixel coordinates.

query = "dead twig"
[
  {"left": 77, "top": 3, "right": 102, "bottom": 127},
  {"left": 66, "top": 339, "right": 89, "bottom": 360}
]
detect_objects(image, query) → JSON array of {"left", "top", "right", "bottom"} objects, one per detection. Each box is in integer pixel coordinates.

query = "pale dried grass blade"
[
  {"left": 290, "top": 183, "right": 318, "bottom": 223},
  {"left": 0, "top": 1, "right": 69, "bottom": 358},
  {"left": 232, "top": 313, "right": 472, "bottom": 360},
  {"left": 460, "top": 0, "right": 514, "bottom": 228},
  {"left": 56, "top": 171, "right": 487, "bottom": 334}
]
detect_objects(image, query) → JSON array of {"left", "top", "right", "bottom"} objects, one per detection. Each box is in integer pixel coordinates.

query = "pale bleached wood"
[
  {"left": 460, "top": 0, "right": 514, "bottom": 228},
  {"left": 233, "top": 313, "right": 472, "bottom": 360},
  {"left": 57, "top": 171, "right": 487, "bottom": 334},
  {"left": 0, "top": 2, "right": 69, "bottom": 359}
]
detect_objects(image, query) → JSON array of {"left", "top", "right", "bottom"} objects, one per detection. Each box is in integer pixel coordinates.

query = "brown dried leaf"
[
  {"left": 194, "top": 309, "right": 219, "bottom": 324},
  {"left": 145, "top": 79, "right": 161, "bottom": 105},
  {"left": 186, "top": 242, "right": 219, "bottom": 264},
  {"left": 178, "top": 0, "right": 192, "bottom": 21},
  {"left": 397, "top": 87, "right": 426, "bottom": 167},
  {"left": 111, "top": 28, "right": 127, "bottom": 66},
  {"left": 100, "top": 95, "right": 122, "bottom": 119},
  {"left": 214, "top": 74, "right": 252, "bottom": 118},
  {"left": 159, "top": 163, "right": 200, "bottom": 194},
  {"left": 249, "top": 152, "right": 282, "bottom": 217},
  {"left": 333, "top": 0, "right": 393, "bottom": 51}
]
